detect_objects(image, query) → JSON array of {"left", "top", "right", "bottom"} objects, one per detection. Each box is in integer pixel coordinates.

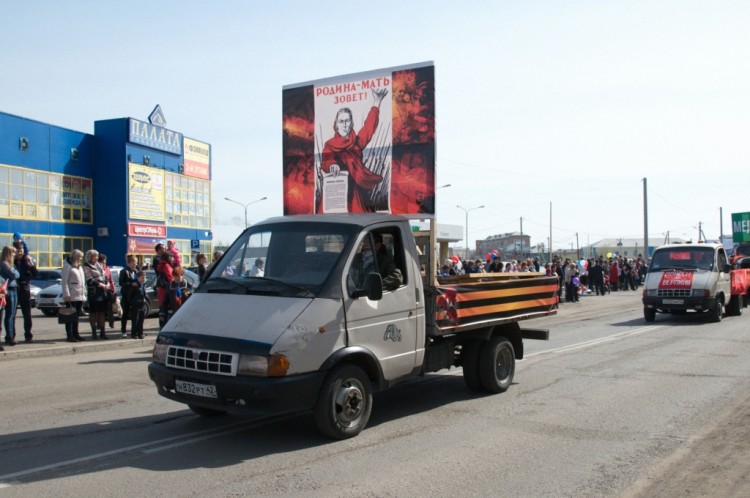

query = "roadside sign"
[
  {"left": 731, "top": 212, "right": 750, "bottom": 243},
  {"left": 191, "top": 239, "right": 200, "bottom": 249}
]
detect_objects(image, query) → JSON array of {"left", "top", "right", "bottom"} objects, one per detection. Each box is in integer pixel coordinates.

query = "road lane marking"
[
  {"left": 142, "top": 412, "right": 300, "bottom": 454},
  {"left": 0, "top": 418, "right": 250, "bottom": 484},
  {"left": 439, "top": 326, "right": 665, "bottom": 378},
  {"left": 525, "top": 325, "right": 664, "bottom": 357}
]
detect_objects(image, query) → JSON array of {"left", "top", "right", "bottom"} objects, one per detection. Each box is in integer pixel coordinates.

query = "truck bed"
[{"left": 426, "top": 273, "right": 559, "bottom": 336}]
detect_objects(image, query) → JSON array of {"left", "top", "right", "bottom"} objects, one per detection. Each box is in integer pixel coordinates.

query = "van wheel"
[
  {"left": 709, "top": 299, "right": 724, "bottom": 323},
  {"left": 188, "top": 405, "right": 227, "bottom": 417},
  {"left": 479, "top": 337, "right": 515, "bottom": 393},
  {"left": 644, "top": 308, "right": 656, "bottom": 322},
  {"left": 729, "top": 295, "right": 742, "bottom": 316},
  {"left": 314, "top": 365, "right": 372, "bottom": 439},
  {"left": 461, "top": 340, "right": 483, "bottom": 392}
]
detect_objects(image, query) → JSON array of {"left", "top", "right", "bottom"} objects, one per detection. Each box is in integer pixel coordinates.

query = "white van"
[{"left": 642, "top": 243, "right": 732, "bottom": 322}]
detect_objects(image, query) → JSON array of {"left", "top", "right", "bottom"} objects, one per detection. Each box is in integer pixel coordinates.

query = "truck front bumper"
[
  {"left": 148, "top": 362, "right": 327, "bottom": 415},
  {"left": 642, "top": 295, "right": 717, "bottom": 312}
]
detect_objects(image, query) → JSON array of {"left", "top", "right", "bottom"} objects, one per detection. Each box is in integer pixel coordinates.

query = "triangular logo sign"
[{"left": 148, "top": 105, "right": 167, "bottom": 127}]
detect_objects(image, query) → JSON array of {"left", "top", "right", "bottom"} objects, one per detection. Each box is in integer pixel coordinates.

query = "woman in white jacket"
[{"left": 61, "top": 249, "right": 86, "bottom": 342}]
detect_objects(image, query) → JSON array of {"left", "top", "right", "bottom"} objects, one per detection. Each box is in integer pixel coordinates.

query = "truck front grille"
[
  {"left": 657, "top": 289, "right": 691, "bottom": 297},
  {"left": 166, "top": 346, "right": 238, "bottom": 376}
]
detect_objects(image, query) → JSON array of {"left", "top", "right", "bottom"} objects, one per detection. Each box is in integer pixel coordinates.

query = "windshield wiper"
[
  {"left": 202, "top": 276, "right": 248, "bottom": 293},
  {"left": 246, "top": 276, "right": 315, "bottom": 297}
]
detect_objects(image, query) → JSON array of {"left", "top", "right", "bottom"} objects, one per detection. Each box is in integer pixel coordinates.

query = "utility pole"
[
  {"left": 576, "top": 232, "right": 580, "bottom": 260},
  {"left": 643, "top": 178, "right": 648, "bottom": 258},
  {"left": 548, "top": 202, "right": 552, "bottom": 263}
]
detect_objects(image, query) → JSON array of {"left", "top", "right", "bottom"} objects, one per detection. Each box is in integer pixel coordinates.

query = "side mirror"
[
  {"left": 348, "top": 272, "right": 383, "bottom": 300},
  {"left": 723, "top": 263, "right": 732, "bottom": 273},
  {"left": 364, "top": 272, "right": 383, "bottom": 301}
]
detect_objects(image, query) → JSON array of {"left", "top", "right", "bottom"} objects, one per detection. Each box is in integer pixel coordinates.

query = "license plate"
[
  {"left": 39, "top": 298, "right": 56, "bottom": 305},
  {"left": 175, "top": 380, "right": 217, "bottom": 398},
  {"left": 663, "top": 299, "right": 684, "bottom": 305}
]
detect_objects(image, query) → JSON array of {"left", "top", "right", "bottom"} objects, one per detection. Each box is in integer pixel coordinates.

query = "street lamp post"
[
  {"left": 457, "top": 204, "right": 484, "bottom": 259},
  {"left": 224, "top": 196, "right": 268, "bottom": 228}
]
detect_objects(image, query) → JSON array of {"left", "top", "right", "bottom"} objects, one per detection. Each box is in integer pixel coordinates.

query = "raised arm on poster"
[{"left": 321, "top": 88, "right": 389, "bottom": 212}]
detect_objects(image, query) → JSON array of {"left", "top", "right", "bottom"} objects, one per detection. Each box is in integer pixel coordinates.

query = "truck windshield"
[
  {"left": 203, "top": 222, "right": 356, "bottom": 295},
  {"left": 649, "top": 247, "right": 714, "bottom": 272}
]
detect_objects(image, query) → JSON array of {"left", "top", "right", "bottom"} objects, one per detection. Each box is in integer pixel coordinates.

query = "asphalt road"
[{"left": 0, "top": 291, "right": 748, "bottom": 497}]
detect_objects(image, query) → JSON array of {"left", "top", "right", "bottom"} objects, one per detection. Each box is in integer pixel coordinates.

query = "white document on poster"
[{"left": 322, "top": 171, "right": 349, "bottom": 213}]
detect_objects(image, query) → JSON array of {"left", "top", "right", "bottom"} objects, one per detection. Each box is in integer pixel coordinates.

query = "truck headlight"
[
  {"left": 692, "top": 289, "right": 709, "bottom": 297},
  {"left": 237, "top": 354, "right": 289, "bottom": 377},
  {"left": 152, "top": 344, "right": 169, "bottom": 364}
]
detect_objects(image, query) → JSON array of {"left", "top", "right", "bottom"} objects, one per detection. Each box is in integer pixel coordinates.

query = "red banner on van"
[{"left": 658, "top": 270, "right": 694, "bottom": 289}]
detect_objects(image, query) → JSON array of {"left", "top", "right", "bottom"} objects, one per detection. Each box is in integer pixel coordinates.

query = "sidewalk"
[{"left": 0, "top": 311, "right": 161, "bottom": 361}]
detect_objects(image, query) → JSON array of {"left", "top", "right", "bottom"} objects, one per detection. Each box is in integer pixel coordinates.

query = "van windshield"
[
  {"left": 203, "top": 222, "right": 355, "bottom": 296},
  {"left": 649, "top": 247, "right": 714, "bottom": 272}
]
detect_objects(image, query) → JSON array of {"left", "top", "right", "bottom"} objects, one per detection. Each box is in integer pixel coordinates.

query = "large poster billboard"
[{"left": 283, "top": 62, "right": 435, "bottom": 216}]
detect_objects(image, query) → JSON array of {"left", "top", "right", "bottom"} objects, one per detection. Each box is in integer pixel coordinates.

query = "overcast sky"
[{"left": 2, "top": 1, "right": 748, "bottom": 250}]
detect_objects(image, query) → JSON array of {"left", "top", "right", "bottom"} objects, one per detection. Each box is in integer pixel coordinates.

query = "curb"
[{"left": 0, "top": 336, "right": 157, "bottom": 361}]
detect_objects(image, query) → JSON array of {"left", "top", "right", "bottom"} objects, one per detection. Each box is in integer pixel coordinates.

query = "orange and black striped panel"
[{"left": 434, "top": 276, "right": 559, "bottom": 329}]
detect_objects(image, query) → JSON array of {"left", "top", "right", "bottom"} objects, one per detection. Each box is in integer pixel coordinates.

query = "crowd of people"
[
  {"left": 0, "top": 237, "right": 208, "bottom": 350},
  {"left": 0, "top": 233, "right": 39, "bottom": 350},
  {"left": 438, "top": 252, "right": 649, "bottom": 303}
]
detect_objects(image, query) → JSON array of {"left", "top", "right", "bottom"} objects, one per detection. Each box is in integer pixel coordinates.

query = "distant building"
[
  {"left": 476, "top": 232, "right": 531, "bottom": 261},
  {"left": 582, "top": 237, "right": 688, "bottom": 260}
]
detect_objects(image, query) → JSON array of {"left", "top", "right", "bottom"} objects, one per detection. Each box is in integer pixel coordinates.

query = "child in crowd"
[
  {"left": 131, "top": 271, "right": 148, "bottom": 339},
  {"left": 167, "top": 240, "right": 182, "bottom": 268},
  {"left": 165, "top": 267, "right": 190, "bottom": 325}
]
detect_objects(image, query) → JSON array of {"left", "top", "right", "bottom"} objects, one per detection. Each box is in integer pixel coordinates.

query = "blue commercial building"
[{"left": 0, "top": 108, "right": 212, "bottom": 268}]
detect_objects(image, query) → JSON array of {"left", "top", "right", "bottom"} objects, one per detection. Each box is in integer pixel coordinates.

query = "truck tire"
[
  {"left": 188, "top": 405, "right": 227, "bottom": 417},
  {"left": 479, "top": 337, "right": 515, "bottom": 393},
  {"left": 644, "top": 307, "right": 656, "bottom": 322},
  {"left": 461, "top": 340, "right": 483, "bottom": 392},
  {"left": 709, "top": 299, "right": 724, "bottom": 323},
  {"left": 729, "top": 295, "right": 742, "bottom": 316},
  {"left": 314, "top": 365, "right": 372, "bottom": 439}
]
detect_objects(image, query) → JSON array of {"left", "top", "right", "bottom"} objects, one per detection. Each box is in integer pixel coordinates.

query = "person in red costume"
[{"left": 321, "top": 87, "right": 389, "bottom": 212}]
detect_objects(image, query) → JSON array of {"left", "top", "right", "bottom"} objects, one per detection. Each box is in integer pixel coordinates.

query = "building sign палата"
[{"left": 129, "top": 118, "right": 182, "bottom": 155}]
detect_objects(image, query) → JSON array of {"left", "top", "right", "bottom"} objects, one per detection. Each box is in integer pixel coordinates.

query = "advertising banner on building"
[
  {"left": 128, "top": 222, "right": 166, "bottom": 238},
  {"left": 282, "top": 62, "right": 435, "bottom": 216},
  {"left": 732, "top": 211, "right": 750, "bottom": 243},
  {"left": 128, "top": 163, "right": 165, "bottom": 222},
  {"left": 127, "top": 237, "right": 165, "bottom": 255},
  {"left": 183, "top": 137, "right": 211, "bottom": 180}
]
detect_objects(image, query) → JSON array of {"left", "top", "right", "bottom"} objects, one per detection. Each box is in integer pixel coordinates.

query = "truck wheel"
[
  {"left": 314, "top": 365, "right": 372, "bottom": 439},
  {"left": 479, "top": 337, "right": 515, "bottom": 393},
  {"left": 644, "top": 308, "right": 656, "bottom": 322},
  {"left": 188, "top": 405, "right": 227, "bottom": 417},
  {"left": 709, "top": 299, "right": 724, "bottom": 323},
  {"left": 461, "top": 340, "right": 483, "bottom": 392},
  {"left": 729, "top": 295, "right": 742, "bottom": 316}
]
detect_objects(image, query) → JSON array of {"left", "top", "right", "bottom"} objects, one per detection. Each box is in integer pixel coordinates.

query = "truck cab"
[{"left": 642, "top": 243, "right": 732, "bottom": 322}]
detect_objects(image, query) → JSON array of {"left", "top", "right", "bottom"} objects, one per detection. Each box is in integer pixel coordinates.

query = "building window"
[
  {"left": 0, "top": 164, "right": 92, "bottom": 225},
  {"left": 3, "top": 233, "right": 93, "bottom": 269},
  {"left": 165, "top": 173, "right": 211, "bottom": 229}
]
